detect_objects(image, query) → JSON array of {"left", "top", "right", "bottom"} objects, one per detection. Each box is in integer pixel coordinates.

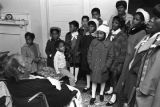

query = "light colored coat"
[{"left": 21, "top": 43, "right": 41, "bottom": 73}]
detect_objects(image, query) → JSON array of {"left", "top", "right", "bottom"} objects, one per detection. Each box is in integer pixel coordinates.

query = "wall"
[
  {"left": 0, "top": 0, "right": 129, "bottom": 57},
  {"left": 0, "top": 0, "right": 43, "bottom": 54}
]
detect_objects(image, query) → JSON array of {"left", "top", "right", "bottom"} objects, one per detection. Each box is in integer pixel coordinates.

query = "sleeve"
[
  {"left": 36, "top": 44, "right": 41, "bottom": 58},
  {"left": 45, "top": 40, "right": 51, "bottom": 57},
  {"left": 106, "top": 44, "right": 115, "bottom": 68},
  {"left": 87, "top": 40, "right": 94, "bottom": 70},
  {"left": 54, "top": 53, "right": 60, "bottom": 74}
]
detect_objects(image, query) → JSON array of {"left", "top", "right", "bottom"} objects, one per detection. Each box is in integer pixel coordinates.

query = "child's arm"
[
  {"left": 106, "top": 44, "right": 115, "bottom": 69},
  {"left": 54, "top": 53, "right": 60, "bottom": 74},
  {"left": 45, "top": 40, "right": 52, "bottom": 57},
  {"left": 87, "top": 40, "right": 94, "bottom": 70}
]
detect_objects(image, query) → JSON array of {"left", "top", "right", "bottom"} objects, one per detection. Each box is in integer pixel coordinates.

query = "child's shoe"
[{"left": 90, "top": 98, "right": 96, "bottom": 105}]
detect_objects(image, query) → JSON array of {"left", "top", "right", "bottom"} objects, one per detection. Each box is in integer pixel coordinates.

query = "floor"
[{"left": 76, "top": 80, "right": 112, "bottom": 107}]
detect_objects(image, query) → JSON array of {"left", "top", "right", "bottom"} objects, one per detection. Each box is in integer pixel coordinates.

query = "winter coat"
[
  {"left": 65, "top": 32, "right": 81, "bottom": 67},
  {"left": 110, "top": 31, "right": 128, "bottom": 75},
  {"left": 87, "top": 39, "right": 114, "bottom": 83},
  {"left": 136, "top": 34, "right": 160, "bottom": 107}
]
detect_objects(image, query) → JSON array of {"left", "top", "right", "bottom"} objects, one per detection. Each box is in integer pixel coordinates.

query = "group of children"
[{"left": 21, "top": 0, "right": 158, "bottom": 106}]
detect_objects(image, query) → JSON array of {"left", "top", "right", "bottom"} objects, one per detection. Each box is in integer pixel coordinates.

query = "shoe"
[
  {"left": 100, "top": 95, "right": 104, "bottom": 102},
  {"left": 82, "top": 87, "right": 90, "bottom": 92},
  {"left": 105, "top": 87, "right": 113, "bottom": 95},
  {"left": 106, "top": 94, "right": 117, "bottom": 106},
  {"left": 90, "top": 98, "right": 96, "bottom": 105}
]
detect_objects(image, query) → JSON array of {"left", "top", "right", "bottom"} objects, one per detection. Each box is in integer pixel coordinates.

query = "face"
[
  {"left": 89, "top": 24, "right": 96, "bottom": 33},
  {"left": 58, "top": 42, "right": 65, "bottom": 52},
  {"left": 50, "top": 30, "right": 59, "bottom": 40},
  {"left": 112, "top": 19, "right": 120, "bottom": 31},
  {"left": 82, "top": 18, "right": 88, "bottom": 28},
  {"left": 147, "top": 17, "right": 160, "bottom": 34},
  {"left": 97, "top": 31, "right": 106, "bottom": 41},
  {"left": 69, "top": 24, "right": 76, "bottom": 32},
  {"left": 132, "top": 14, "right": 143, "bottom": 27},
  {"left": 92, "top": 11, "right": 100, "bottom": 19},
  {"left": 117, "top": 5, "right": 126, "bottom": 15},
  {"left": 25, "top": 36, "right": 33, "bottom": 46}
]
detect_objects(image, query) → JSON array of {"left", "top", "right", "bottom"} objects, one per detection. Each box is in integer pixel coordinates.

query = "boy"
[
  {"left": 79, "top": 15, "right": 89, "bottom": 36},
  {"left": 45, "top": 27, "right": 61, "bottom": 68},
  {"left": 54, "top": 40, "right": 75, "bottom": 86},
  {"left": 91, "top": 8, "right": 103, "bottom": 25}
]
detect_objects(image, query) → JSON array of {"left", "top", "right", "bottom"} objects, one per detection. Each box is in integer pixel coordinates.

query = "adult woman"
[{"left": 3, "top": 54, "right": 81, "bottom": 107}]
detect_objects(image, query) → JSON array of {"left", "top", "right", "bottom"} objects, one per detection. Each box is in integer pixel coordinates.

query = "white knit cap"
[
  {"left": 97, "top": 24, "right": 110, "bottom": 38},
  {"left": 136, "top": 8, "right": 150, "bottom": 24},
  {"left": 89, "top": 19, "right": 99, "bottom": 28}
]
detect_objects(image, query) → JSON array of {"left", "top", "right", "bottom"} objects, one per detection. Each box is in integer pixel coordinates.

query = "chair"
[{"left": 0, "top": 81, "right": 49, "bottom": 107}]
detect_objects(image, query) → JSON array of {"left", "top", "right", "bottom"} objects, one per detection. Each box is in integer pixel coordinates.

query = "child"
[
  {"left": 21, "top": 32, "right": 41, "bottom": 73},
  {"left": 105, "top": 16, "right": 128, "bottom": 106},
  {"left": 91, "top": 8, "right": 103, "bottom": 25},
  {"left": 79, "top": 15, "right": 90, "bottom": 36},
  {"left": 45, "top": 27, "right": 61, "bottom": 68},
  {"left": 88, "top": 24, "right": 114, "bottom": 105},
  {"left": 65, "top": 20, "right": 81, "bottom": 82},
  {"left": 54, "top": 40, "right": 75, "bottom": 86},
  {"left": 79, "top": 19, "right": 99, "bottom": 92}
]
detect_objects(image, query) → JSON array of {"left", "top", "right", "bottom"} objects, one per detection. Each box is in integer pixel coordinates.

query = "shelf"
[{"left": 0, "top": 20, "right": 28, "bottom": 26}]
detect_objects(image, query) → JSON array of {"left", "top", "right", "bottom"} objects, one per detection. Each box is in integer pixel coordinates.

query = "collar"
[
  {"left": 136, "top": 32, "right": 160, "bottom": 53},
  {"left": 71, "top": 31, "right": 78, "bottom": 40},
  {"left": 111, "top": 28, "right": 121, "bottom": 35}
]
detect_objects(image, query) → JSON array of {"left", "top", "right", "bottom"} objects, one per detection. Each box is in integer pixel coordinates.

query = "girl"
[
  {"left": 79, "top": 19, "right": 99, "bottom": 92},
  {"left": 107, "top": 9, "right": 150, "bottom": 107},
  {"left": 65, "top": 21, "right": 81, "bottom": 82},
  {"left": 21, "top": 32, "right": 41, "bottom": 73},
  {"left": 88, "top": 24, "right": 114, "bottom": 105},
  {"left": 54, "top": 40, "right": 75, "bottom": 86},
  {"left": 106, "top": 16, "right": 128, "bottom": 105}
]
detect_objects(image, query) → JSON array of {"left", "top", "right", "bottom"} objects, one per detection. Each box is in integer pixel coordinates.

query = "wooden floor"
[{"left": 76, "top": 80, "right": 112, "bottom": 107}]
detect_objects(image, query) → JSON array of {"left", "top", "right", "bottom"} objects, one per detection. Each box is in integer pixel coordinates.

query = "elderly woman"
[{"left": 2, "top": 54, "right": 82, "bottom": 107}]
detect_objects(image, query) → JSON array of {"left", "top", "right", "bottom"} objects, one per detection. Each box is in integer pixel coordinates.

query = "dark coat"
[
  {"left": 45, "top": 38, "right": 61, "bottom": 68},
  {"left": 6, "top": 79, "right": 74, "bottom": 107},
  {"left": 87, "top": 39, "right": 114, "bottom": 83},
  {"left": 110, "top": 31, "right": 128, "bottom": 75},
  {"left": 79, "top": 34, "right": 95, "bottom": 74},
  {"left": 65, "top": 32, "right": 81, "bottom": 67}
]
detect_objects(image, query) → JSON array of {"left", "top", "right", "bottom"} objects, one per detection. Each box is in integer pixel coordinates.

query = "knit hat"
[
  {"left": 136, "top": 8, "right": 150, "bottom": 24},
  {"left": 97, "top": 24, "right": 110, "bottom": 38},
  {"left": 153, "top": 4, "right": 160, "bottom": 18},
  {"left": 88, "top": 19, "right": 99, "bottom": 29}
]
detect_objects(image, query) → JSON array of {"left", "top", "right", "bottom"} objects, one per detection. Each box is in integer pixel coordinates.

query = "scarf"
[{"left": 129, "top": 24, "right": 146, "bottom": 35}]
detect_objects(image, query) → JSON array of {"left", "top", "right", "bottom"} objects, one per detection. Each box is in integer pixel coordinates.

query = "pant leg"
[{"left": 59, "top": 68, "right": 75, "bottom": 86}]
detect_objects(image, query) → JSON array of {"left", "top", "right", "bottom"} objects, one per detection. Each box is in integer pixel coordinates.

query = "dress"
[
  {"left": 79, "top": 34, "right": 95, "bottom": 75},
  {"left": 87, "top": 39, "right": 114, "bottom": 83}
]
